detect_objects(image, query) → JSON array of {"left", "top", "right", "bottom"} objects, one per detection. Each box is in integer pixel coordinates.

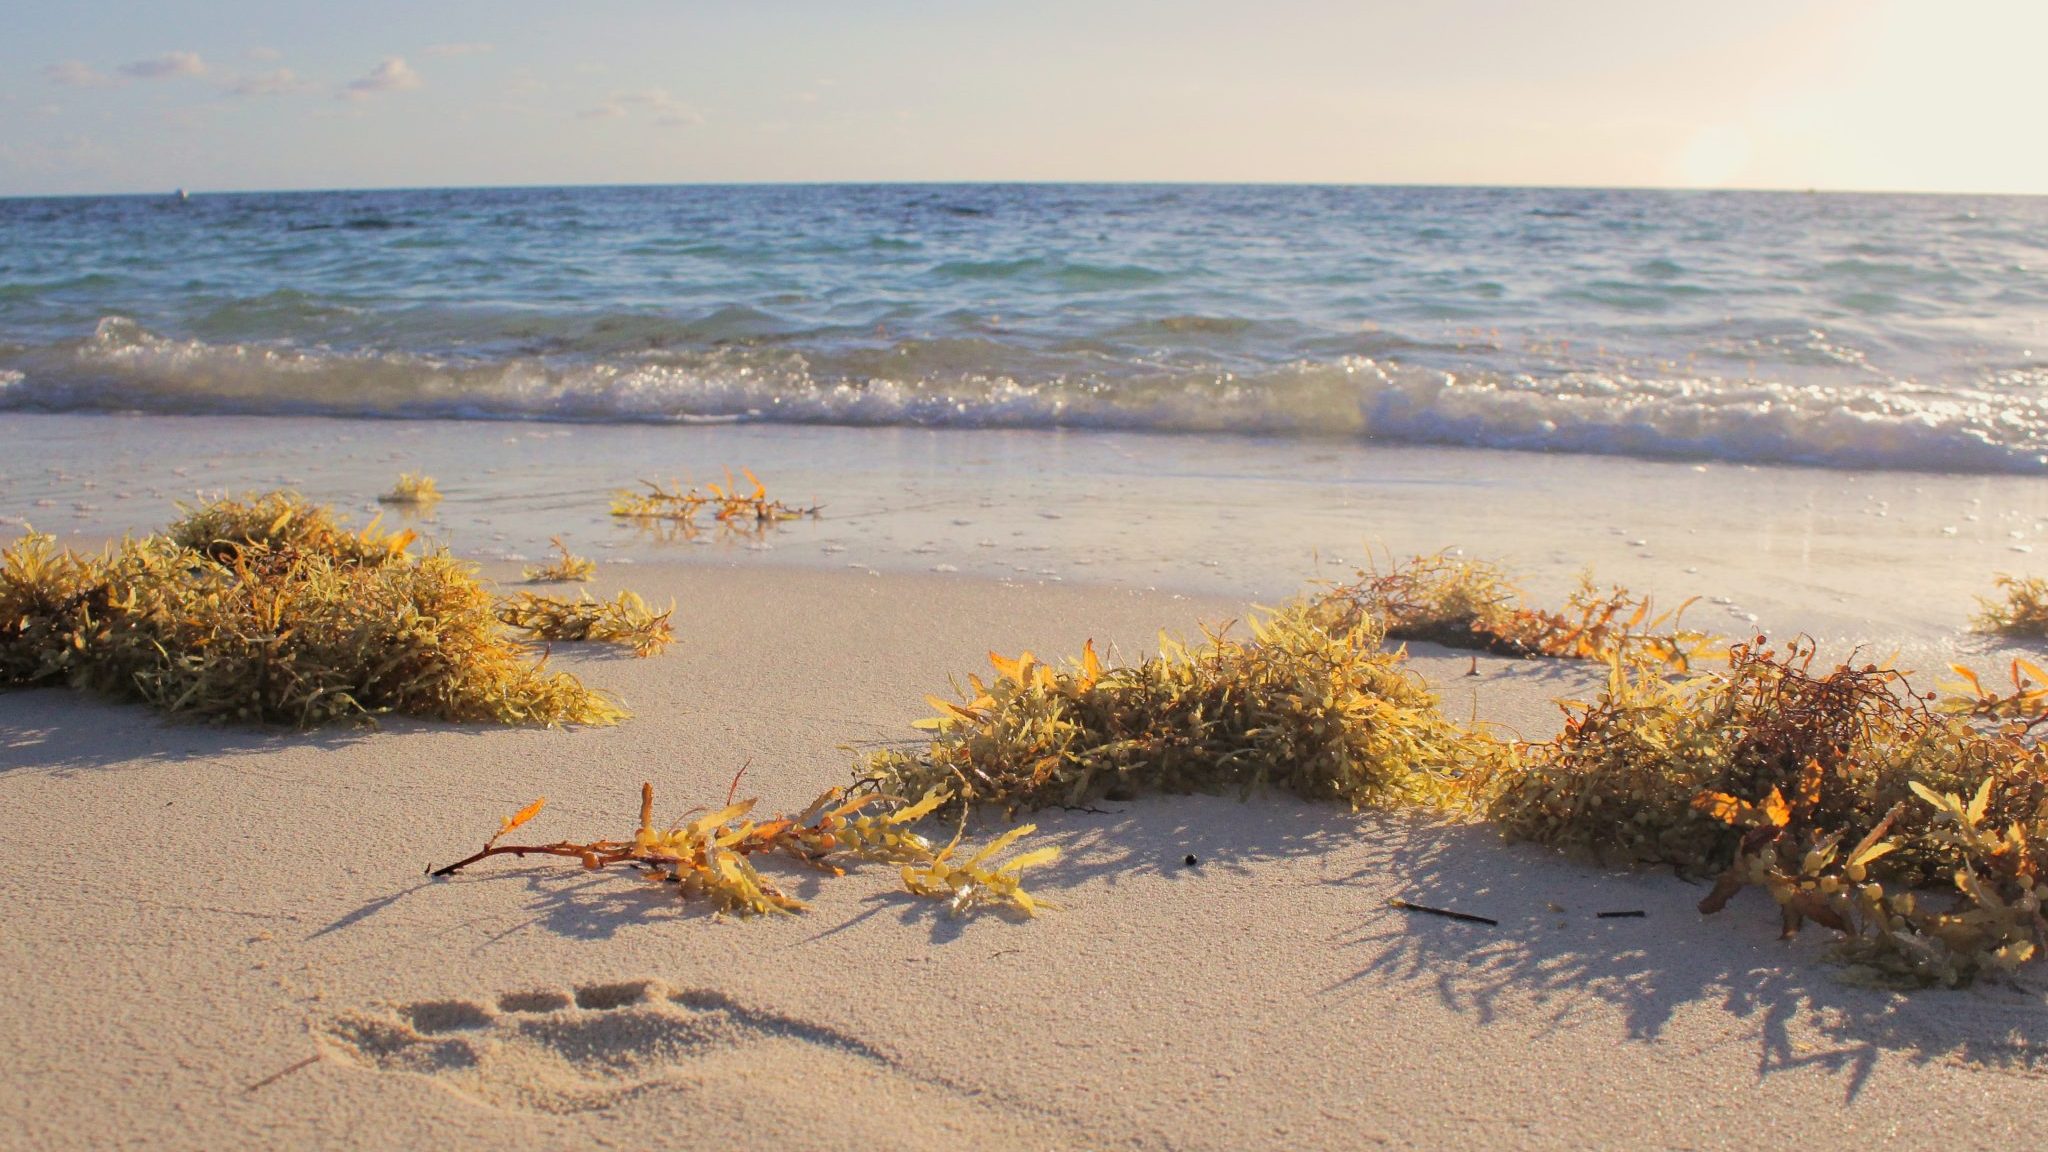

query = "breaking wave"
[{"left": 0, "top": 317, "right": 2042, "bottom": 474}]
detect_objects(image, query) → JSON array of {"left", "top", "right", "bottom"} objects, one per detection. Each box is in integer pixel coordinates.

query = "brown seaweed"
[
  {"left": 609, "top": 468, "right": 819, "bottom": 524},
  {"left": 1318, "top": 551, "right": 1718, "bottom": 671},
  {"left": 432, "top": 781, "right": 1056, "bottom": 918}
]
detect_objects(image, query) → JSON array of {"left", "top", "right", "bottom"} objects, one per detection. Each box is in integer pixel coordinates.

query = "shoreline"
[{"left": 5, "top": 408, "right": 2046, "bottom": 655}]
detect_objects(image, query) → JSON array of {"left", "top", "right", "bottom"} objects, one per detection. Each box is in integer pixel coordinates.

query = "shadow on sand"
[{"left": 319, "top": 780, "right": 2048, "bottom": 1102}]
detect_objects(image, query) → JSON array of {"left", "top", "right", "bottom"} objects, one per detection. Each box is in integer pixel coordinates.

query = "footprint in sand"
[{"left": 318, "top": 979, "right": 894, "bottom": 1114}]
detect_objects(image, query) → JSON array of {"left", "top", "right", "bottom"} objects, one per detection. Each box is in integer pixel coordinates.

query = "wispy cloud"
[
  {"left": 228, "top": 68, "right": 308, "bottom": 98},
  {"left": 120, "top": 51, "right": 207, "bottom": 80},
  {"left": 340, "top": 57, "right": 422, "bottom": 100},
  {"left": 245, "top": 46, "right": 283, "bottom": 62},
  {"left": 43, "top": 61, "right": 120, "bottom": 89},
  {"left": 576, "top": 88, "right": 703, "bottom": 127},
  {"left": 424, "top": 42, "right": 494, "bottom": 58}
]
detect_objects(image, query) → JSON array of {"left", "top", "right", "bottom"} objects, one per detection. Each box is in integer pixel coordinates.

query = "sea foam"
[{"left": 0, "top": 317, "right": 2036, "bottom": 473}]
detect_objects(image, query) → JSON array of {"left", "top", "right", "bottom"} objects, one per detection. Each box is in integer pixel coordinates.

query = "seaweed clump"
[
  {"left": 610, "top": 469, "right": 820, "bottom": 526},
  {"left": 168, "top": 490, "right": 413, "bottom": 566},
  {"left": 1974, "top": 574, "right": 2048, "bottom": 638},
  {"left": 863, "top": 602, "right": 1501, "bottom": 817},
  {"left": 0, "top": 494, "right": 621, "bottom": 727},
  {"left": 433, "top": 781, "right": 1056, "bottom": 918},
  {"left": 1488, "top": 638, "right": 2048, "bottom": 985},
  {"left": 377, "top": 473, "right": 440, "bottom": 506},
  {"left": 523, "top": 537, "right": 596, "bottom": 583},
  {"left": 496, "top": 590, "right": 675, "bottom": 658},
  {"left": 0, "top": 531, "right": 101, "bottom": 685},
  {"left": 1318, "top": 552, "right": 1715, "bottom": 670},
  {"left": 860, "top": 578, "right": 2048, "bottom": 982}
]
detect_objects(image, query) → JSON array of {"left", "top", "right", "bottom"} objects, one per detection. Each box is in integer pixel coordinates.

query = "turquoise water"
[{"left": 2, "top": 184, "right": 2046, "bottom": 471}]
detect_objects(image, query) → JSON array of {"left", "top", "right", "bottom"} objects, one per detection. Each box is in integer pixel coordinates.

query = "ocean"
[{"left": 2, "top": 183, "right": 2045, "bottom": 473}]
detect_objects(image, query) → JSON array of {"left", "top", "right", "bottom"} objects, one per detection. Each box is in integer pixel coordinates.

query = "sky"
[{"left": 1, "top": 0, "right": 2041, "bottom": 197}]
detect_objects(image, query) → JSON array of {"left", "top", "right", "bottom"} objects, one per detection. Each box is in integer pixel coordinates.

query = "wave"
[
  {"left": 927, "top": 257, "right": 1171, "bottom": 289},
  {"left": 287, "top": 217, "right": 415, "bottom": 232},
  {"left": 0, "top": 318, "right": 2043, "bottom": 474}
]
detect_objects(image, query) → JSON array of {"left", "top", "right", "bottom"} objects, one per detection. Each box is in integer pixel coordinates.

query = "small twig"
[
  {"left": 246, "top": 1054, "right": 320, "bottom": 1093},
  {"left": 1596, "top": 910, "right": 1647, "bottom": 919},
  {"left": 1387, "top": 897, "right": 1498, "bottom": 927}
]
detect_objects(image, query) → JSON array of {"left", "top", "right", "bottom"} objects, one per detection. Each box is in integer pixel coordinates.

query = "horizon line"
[{"left": 5, "top": 177, "right": 2045, "bottom": 203}]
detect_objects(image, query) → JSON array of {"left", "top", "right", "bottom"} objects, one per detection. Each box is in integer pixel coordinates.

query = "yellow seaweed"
[
  {"left": 522, "top": 537, "right": 597, "bottom": 583},
  {"left": 1974, "top": 574, "right": 2048, "bottom": 637},
  {"left": 1317, "top": 551, "right": 1718, "bottom": 671},
  {"left": 432, "top": 780, "right": 1054, "bottom": 919},
  {"left": 1, "top": 493, "right": 621, "bottom": 727},
  {"left": 495, "top": 589, "right": 675, "bottom": 657},
  {"left": 609, "top": 469, "right": 819, "bottom": 525},
  {"left": 376, "top": 473, "right": 441, "bottom": 506},
  {"left": 864, "top": 600, "right": 1505, "bottom": 817}
]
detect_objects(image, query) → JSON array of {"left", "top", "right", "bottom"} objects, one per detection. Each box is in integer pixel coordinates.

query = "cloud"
[
  {"left": 245, "top": 47, "right": 283, "bottom": 62},
  {"left": 424, "top": 42, "right": 494, "bottom": 58},
  {"left": 578, "top": 87, "right": 703, "bottom": 127},
  {"left": 228, "top": 68, "right": 308, "bottom": 98},
  {"left": 340, "top": 57, "right": 422, "bottom": 100},
  {"left": 120, "top": 51, "right": 206, "bottom": 80},
  {"left": 43, "top": 61, "right": 120, "bottom": 89}
]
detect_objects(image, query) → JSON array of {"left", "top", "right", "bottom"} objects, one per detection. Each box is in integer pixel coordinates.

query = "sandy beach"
[
  {"left": 11, "top": 7, "right": 2048, "bottom": 1144},
  {"left": 4, "top": 508, "right": 2047, "bottom": 1149}
]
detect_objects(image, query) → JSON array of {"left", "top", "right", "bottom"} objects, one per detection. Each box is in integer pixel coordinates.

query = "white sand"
[{"left": 4, "top": 560, "right": 2047, "bottom": 1150}]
